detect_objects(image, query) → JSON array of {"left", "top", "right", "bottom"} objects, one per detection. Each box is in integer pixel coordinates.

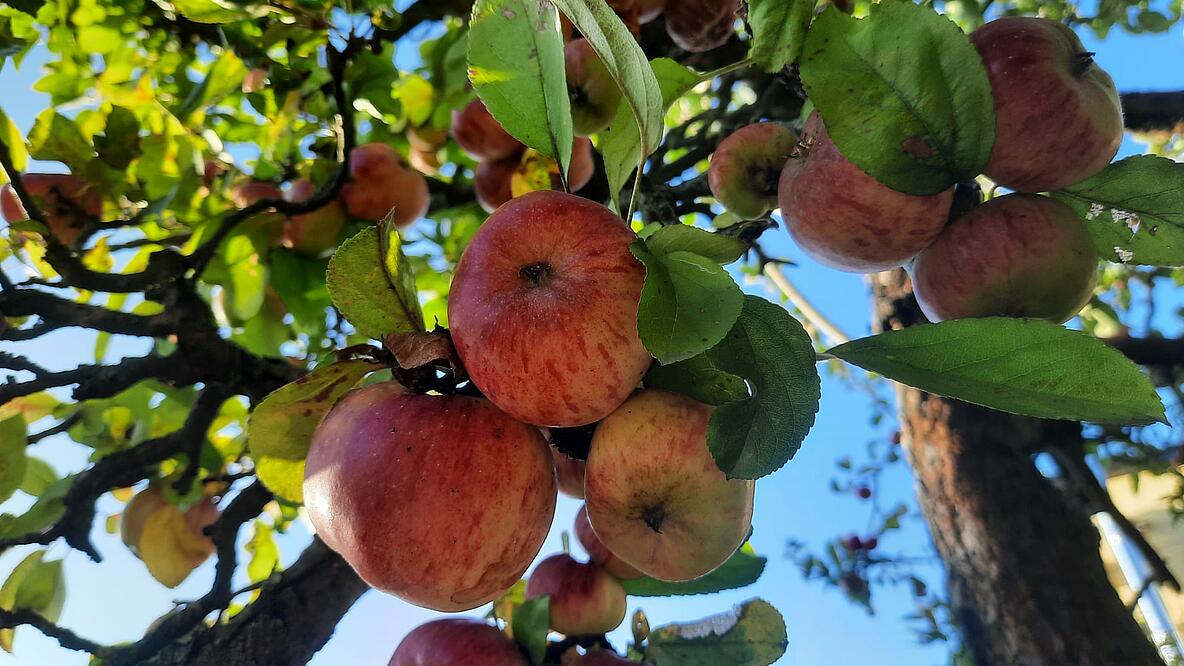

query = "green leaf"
[
  {"left": 171, "top": 0, "right": 263, "bottom": 23},
  {"left": 799, "top": 2, "right": 994, "bottom": 195},
  {"left": 94, "top": 105, "right": 141, "bottom": 170},
  {"left": 624, "top": 544, "right": 766, "bottom": 596},
  {"left": 645, "top": 353, "right": 749, "bottom": 406},
  {"left": 245, "top": 520, "right": 279, "bottom": 583},
  {"left": 26, "top": 110, "right": 92, "bottom": 173},
  {"left": 827, "top": 318, "right": 1166, "bottom": 424},
  {"left": 1051, "top": 155, "right": 1184, "bottom": 266},
  {"left": 646, "top": 225, "right": 747, "bottom": 264},
  {"left": 379, "top": 217, "right": 426, "bottom": 333},
  {"left": 553, "top": 0, "right": 664, "bottom": 203},
  {"left": 602, "top": 58, "right": 700, "bottom": 211},
  {"left": 18, "top": 456, "right": 56, "bottom": 497},
  {"left": 0, "top": 109, "right": 27, "bottom": 185},
  {"left": 469, "top": 0, "right": 572, "bottom": 175},
  {"left": 0, "top": 550, "right": 65, "bottom": 653},
  {"left": 748, "top": 0, "right": 813, "bottom": 73},
  {"left": 647, "top": 598, "right": 787, "bottom": 666},
  {"left": 269, "top": 249, "right": 331, "bottom": 325},
  {"left": 0, "top": 415, "right": 28, "bottom": 504},
  {"left": 247, "top": 359, "right": 376, "bottom": 503},
  {"left": 631, "top": 242, "right": 744, "bottom": 364},
  {"left": 703, "top": 296, "right": 821, "bottom": 479},
  {"left": 512, "top": 594, "right": 550, "bottom": 665},
  {"left": 179, "top": 51, "right": 248, "bottom": 119},
  {"left": 0, "top": 476, "right": 70, "bottom": 539},
  {"left": 327, "top": 226, "right": 424, "bottom": 339}
]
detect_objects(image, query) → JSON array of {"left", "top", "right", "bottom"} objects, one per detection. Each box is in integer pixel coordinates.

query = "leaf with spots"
[
  {"left": 799, "top": 2, "right": 994, "bottom": 194},
  {"left": 327, "top": 225, "right": 424, "bottom": 339},
  {"left": 646, "top": 598, "right": 788, "bottom": 665},
  {"left": 1051, "top": 155, "right": 1184, "bottom": 266},
  {"left": 748, "top": 0, "right": 814, "bottom": 73},
  {"left": 247, "top": 359, "right": 377, "bottom": 503}
]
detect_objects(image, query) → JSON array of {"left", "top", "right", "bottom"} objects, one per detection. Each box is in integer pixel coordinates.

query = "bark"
[
  {"left": 872, "top": 270, "right": 1164, "bottom": 666},
  {"left": 1120, "top": 91, "right": 1184, "bottom": 134}
]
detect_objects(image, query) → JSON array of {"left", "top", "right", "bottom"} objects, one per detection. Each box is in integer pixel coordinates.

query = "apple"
[
  {"left": 389, "top": 618, "right": 527, "bottom": 666},
  {"left": 407, "top": 125, "right": 447, "bottom": 152},
  {"left": 566, "top": 39, "right": 623, "bottom": 136},
  {"left": 909, "top": 193, "right": 1098, "bottom": 324},
  {"left": 230, "top": 180, "right": 282, "bottom": 208},
  {"left": 281, "top": 178, "right": 349, "bottom": 258},
  {"left": 1, "top": 173, "right": 101, "bottom": 246},
  {"left": 451, "top": 99, "right": 524, "bottom": 161},
  {"left": 448, "top": 191, "right": 651, "bottom": 427},
  {"left": 304, "top": 382, "right": 557, "bottom": 611},
  {"left": 551, "top": 447, "right": 587, "bottom": 499},
  {"left": 341, "top": 143, "right": 430, "bottom": 228},
  {"left": 971, "top": 17, "right": 1123, "bottom": 192},
  {"left": 525, "top": 553, "right": 627, "bottom": 636},
  {"left": 664, "top": 0, "right": 738, "bottom": 53},
  {"left": 708, "top": 122, "right": 798, "bottom": 220},
  {"left": 778, "top": 111, "right": 954, "bottom": 272},
  {"left": 574, "top": 505, "right": 642, "bottom": 580},
  {"left": 475, "top": 156, "right": 519, "bottom": 213},
  {"left": 637, "top": 0, "right": 665, "bottom": 23},
  {"left": 585, "top": 390, "right": 754, "bottom": 582}
]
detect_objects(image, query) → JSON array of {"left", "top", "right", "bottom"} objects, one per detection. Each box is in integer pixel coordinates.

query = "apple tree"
[{"left": 0, "top": 0, "right": 1183, "bottom": 665}]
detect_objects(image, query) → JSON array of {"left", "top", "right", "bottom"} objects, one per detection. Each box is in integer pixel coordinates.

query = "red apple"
[
  {"left": 971, "top": 17, "right": 1123, "bottom": 192},
  {"left": 664, "top": 0, "right": 738, "bottom": 52},
  {"left": 480, "top": 138, "right": 594, "bottom": 213},
  {"left": 525, "top": 553, "right": 627, "bottom": 636},
  {"left": 449, "top": 191, "right": 651, "bottom": 427},
  {"left": 1, "top": 174, "right": 101, "bottom": 246},
  {"left": 230, "top": 180, "right": 282, "bottom": 208},
  {"left": 637, "top": 0, "right": 665, "bottom": 23},
  {"left": 909, "top": 193, "right": 1098, "bottom": 323},
  {"left": 451, "top": 99, "right": 524, "bottom": 161},
  {"left": 475, "top": 156, "right": 519, "bottom": 213},
  {"left": 585, "top": 390, "right": 754, "bottom": 582},
  {"left": 552, "top": 447, "right": 587, "bottom": 499},
  {"left": 778, "top": 111, "right": 953, "bottom": 272},
  {"left": 341, "top": 143, "right": 430, "bottom": 227},
  {"left": 408, "top": 125, "right": 448, "bottom": 152},
  {"left": 281, "top": 178, "right": 348, "bottom": 257},
  {"left": 574, "top": 504, "right": 642, "bottom": 580},
  {"left": 389, "top": 618, "right": 527, "bottom": 666},
  {"left": 304, "top": 382, "right": 557, "bottom": 611},
  {"left": 708, "top": 122, "right": 798, "bottom": 220},
  {"left": 566, "top": 39, "right": 624, "bottom": 136}
]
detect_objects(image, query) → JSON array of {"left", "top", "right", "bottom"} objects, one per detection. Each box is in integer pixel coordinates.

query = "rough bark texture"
[
  {"left": 871, "top": 270, "right": 1164, "bottom": 666},
  {"left": 1120, "top": 91, "right": 1184, "bottom": 134}
]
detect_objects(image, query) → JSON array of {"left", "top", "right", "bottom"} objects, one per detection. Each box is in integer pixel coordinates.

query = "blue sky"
[{"left": 0, "top": 12, "right": 1181, "bottom": 666}]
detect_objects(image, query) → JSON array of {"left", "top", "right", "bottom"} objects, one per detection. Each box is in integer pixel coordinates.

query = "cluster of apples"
[
  {"left": 709, "top": 16, "right": 1121, "bottom": 325},
  {"left": 590, "top": 0, "right": 742, "bottom": 53}
]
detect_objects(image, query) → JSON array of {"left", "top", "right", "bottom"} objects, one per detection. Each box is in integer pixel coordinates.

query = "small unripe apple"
[
  {"left": 388, "top": 618, "right": 527, "bottom": 666},
  {"left": 475, "top": 156, "right": 520, "bottom": 213},
  {"left": 574, "top": 505, "right": 642, "bottom": 580},
  {"left": 552, "top": 447, "right": 587, "bottom": 499},
  {"left": 566, "top": 39, "right": 623, "bottom": 136},
  {"left": 510, "top": 137, "right": 596, "bottom": 198},
  {"left": 281, "top": 178, "right": 348, "bottom": 258},
  {"left": 0, "top": 174, "right": 101, "bottom": 246},
  {"left": 341, "top": 143, "right": 430, "bottom": 227},
  {"left": 708, "top": 123, "right": 798, "bottom": 220},
  {"left": 778, "top": 111, "right": 953, "bottom": 272},
  {"left": 585, "top": 390, "right": 754, "bottom": 581},
  {"left": 449, "top": 191, "right": 652, "bottom": 427},
  {"left": 909, "top": 193, "right": 1098, "bottom": 324},
  {"left": 664, "top": 0, "right": 738, "bottom": 53},
  {"left": 525, "top": 553, "right": 627, "bottom": 636},
  {"left": 451, "top": 99, "right": 524, "bottom": 161},
  {"left": 971, "top": 17, "right": 1123, "bottom": 192},
  {"left": 304, "top": 383, "right": 557, "bottom": 611}
]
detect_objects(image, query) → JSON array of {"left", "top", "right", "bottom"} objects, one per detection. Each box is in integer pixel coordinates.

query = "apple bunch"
[
  {"left": 1, "top": 173, "right": 102, "bottom": 247},
  {"left": 710, "top": 16, "right": 1120, "bottom": 325}
]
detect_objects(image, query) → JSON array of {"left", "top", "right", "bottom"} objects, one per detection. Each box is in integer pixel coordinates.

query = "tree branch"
[
  {"left": 1120, "top": 91, "right": 1184, "bottom": 134},
  {"left": 0, "top": 608, "right": 104, "bottom": 654},
  {"left": 0, "top": 288, "right": 172, "bottom": 338}
]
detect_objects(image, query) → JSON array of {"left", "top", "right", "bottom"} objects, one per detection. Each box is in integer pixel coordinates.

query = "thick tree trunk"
[{"left": 871, "top": 271, "right": 1164, "bottom": 666}]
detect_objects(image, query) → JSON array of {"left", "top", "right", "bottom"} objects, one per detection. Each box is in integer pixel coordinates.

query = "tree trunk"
[{"left": 871, "top": 270, "right": 1164, "bottom": 666}]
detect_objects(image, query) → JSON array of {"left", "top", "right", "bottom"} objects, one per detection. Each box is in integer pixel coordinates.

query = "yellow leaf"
[{"left": 138, "top": 504, "right": 213, "bottom": 588}]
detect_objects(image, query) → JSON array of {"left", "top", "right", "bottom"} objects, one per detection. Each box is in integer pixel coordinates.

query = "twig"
[
  {"left": 27, "top": 413, "right": 82, "bottom": 445},
  {"left": 0, "top": 608, "right": 104, "bottom": 654},
  {"left": 762, "top": 262, "right": 851, "bottom": 345}
]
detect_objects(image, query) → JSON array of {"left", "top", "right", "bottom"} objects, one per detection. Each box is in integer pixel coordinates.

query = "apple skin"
[
  {"left": 303, "top": 382, "right": 557, "bottom": 611},
  {"left": 451, "top": 99, "right": 524, "bottom": 161},
  {"left": 388, "top": 618, "right": 527, "bottom": 666},
  {"left": 478, "top": 138, "right": 594, "bottom": 213},
  {"left": 708, "top": 123, "right": 798, "bottom": 220},
  {"left": 574, "top": 504, "right": 642, "bottom": 580},
  {"left": 341, "top": 143, "right": 430, "bottom": 227},
  {"left": 778, "top": 111, "right": 954, "bottom": 273},
  {"left": 0, "top": 174, "right": 101, "bottom": 246},
  {"left": 230, "top": 180, "right": 282, "bottom": 208},
  {"left": 664, "top": 0, "right": 738, "bottom": 53},
  {"left": 971, "top": 17, "right": 1123, "bottom": 192},
  {"left": 525, "top": 553, "right": 627, "bottom": 636},
  {"left": 566, "top": 39, "right": 623, "bottom": 136},
  {"left": 551, "top": 447, "right": 587, "bottom": 499},
  {"left": 637, "top": 0, "right": 665, "bottom": 23},
  {"left": 909, "top": 193, "right": 1098, "bottom": 324},
  {"left": 281, "top": 178, "right": 349, "bottom": 258},
  {"left": 448, "top": 191, "right": 651, "bottom": 427},
  {"left": 585, "top": 390, "right": 754, "bottom": 582},
  {"left": 475, "top": 156, "right": 520, "bottom": 213}
]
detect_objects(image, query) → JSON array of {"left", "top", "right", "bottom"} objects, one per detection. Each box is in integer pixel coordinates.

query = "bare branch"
[
  {"left": 0, "top": 608, "right": 104, "bottom": 654},
  {"left": 1120, "top": 91, "right": 1184, "bottom": 134}
]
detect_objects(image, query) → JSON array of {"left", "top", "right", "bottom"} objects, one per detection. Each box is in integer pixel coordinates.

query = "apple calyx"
[
  {"left": 1071, "top": 51, "right": 1097, "bottom": 77},
  {"left": 642, "top": 505, "right": 667, "bottom": 534},
  {"left": 519, "top": 261, "right": 554, "bottom": 287}
]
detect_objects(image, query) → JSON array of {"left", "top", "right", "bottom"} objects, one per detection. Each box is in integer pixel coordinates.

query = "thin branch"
[
  {"left": 0, "top": 288, "right": 173, "bottom": 338},
  {"left": 762, "top": 262, "right": 851, "bottom": 345},
  {"left": 27, "top": 413, "right": 81, "bottom": 445},
  {"left": 0, "top": 608, "right": 104, "bottom": 654}
]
